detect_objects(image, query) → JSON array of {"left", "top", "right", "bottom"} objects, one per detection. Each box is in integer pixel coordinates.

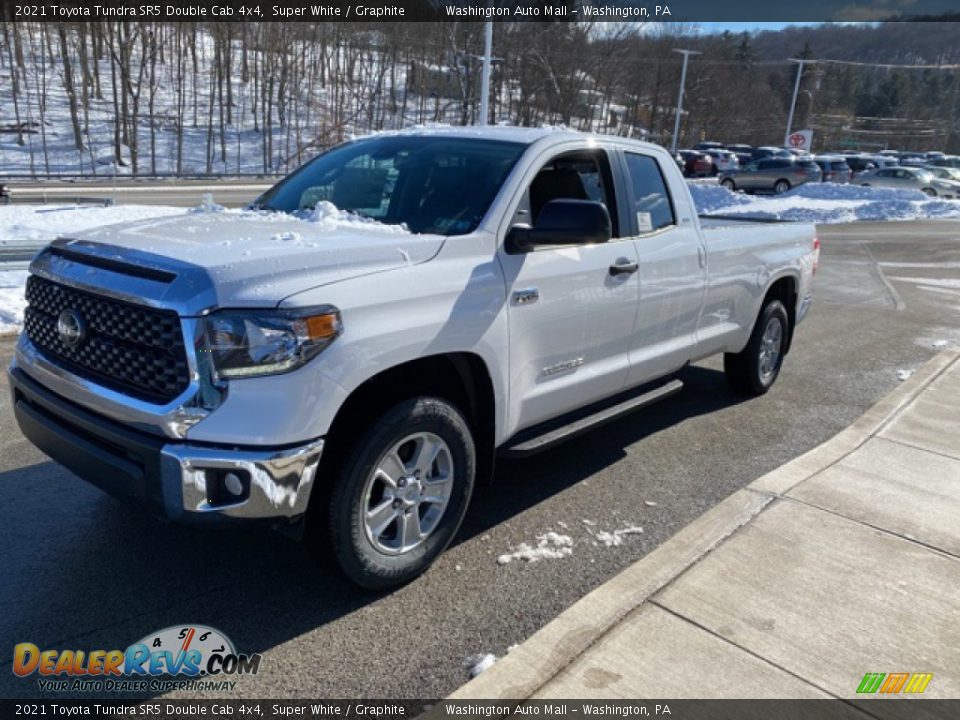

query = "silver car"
[
  {"left": 719, "top": 157, "right": 821, "bottom": 194},
  {"left": 857, "top": 166, "right": 958, "bottom": 198}
]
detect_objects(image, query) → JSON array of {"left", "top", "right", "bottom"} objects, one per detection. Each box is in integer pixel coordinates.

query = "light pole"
[
  {"left": 671, "top": 49, "right": 700, "bottom": 153},
  {"left": 478, "top": 21, "right": 493, "bottom": 126},
  {"left": 785, "top": 58, "right": 813, "bottom": 143}
]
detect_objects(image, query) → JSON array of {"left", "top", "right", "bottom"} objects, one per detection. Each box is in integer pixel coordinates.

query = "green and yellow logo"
[{"left": 857, "top": 672, "right": 933, "bottom": 695}]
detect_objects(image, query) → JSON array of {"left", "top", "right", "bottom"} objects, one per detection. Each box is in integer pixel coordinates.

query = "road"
[
  {"left": 6, "top": 178, "right": 275, "bottom": 209},
  {"left": 1, "top": 220, "right": 958, "bottom": 699}
]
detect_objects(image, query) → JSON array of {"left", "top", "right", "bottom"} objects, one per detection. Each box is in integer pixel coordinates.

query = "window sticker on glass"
[{"left": 636, "top": 211, "right": 653, "bottom": 234}]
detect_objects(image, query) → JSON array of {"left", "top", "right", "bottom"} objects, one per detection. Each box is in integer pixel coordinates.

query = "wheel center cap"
[{"left": 400, "top": 478, "right": 421, "bottom": 505}]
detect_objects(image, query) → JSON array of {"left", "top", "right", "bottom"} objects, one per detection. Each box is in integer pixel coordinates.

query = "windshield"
[{"left": 255, "top": 136, "right": 526, "bottom": 236}]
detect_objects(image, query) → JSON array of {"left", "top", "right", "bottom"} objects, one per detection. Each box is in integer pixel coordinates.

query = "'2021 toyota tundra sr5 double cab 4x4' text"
[{"left": 9, "top": 127, "right": 818, "bottom": 588}]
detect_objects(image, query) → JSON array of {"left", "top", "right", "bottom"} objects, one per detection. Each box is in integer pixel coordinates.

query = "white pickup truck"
[{"left": 9, "top": 127, "right": 818, "bottom": 588}]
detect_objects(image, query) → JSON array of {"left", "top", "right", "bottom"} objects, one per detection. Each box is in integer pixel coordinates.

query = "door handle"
[
  {"left": 609, "top": 259, "right": 639, "bottom": 276},
  {"left": 698, "top": 246, "right": 707, "bottom": 268}
]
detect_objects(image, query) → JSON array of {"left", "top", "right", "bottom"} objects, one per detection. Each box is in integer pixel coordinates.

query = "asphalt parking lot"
[{"left": 1, "top": 219, "right": 959, "bottom": 700}]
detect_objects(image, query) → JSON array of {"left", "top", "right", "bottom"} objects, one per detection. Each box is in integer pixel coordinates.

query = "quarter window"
[{"left": 623, "top": 153, "right": 675, "bottom": 233}]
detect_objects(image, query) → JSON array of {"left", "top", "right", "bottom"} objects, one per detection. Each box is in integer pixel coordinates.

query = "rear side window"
[{"left": 623, "top": 153, "right": 675, "bottom": 233}]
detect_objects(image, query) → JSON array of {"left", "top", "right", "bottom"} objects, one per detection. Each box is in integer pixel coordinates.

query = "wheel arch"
[
  {"left": 762, "top": 275, "right": 799, "bottom": 354},
  {"left": 318, "top": 353, "right": 498, "bottom": 500}
]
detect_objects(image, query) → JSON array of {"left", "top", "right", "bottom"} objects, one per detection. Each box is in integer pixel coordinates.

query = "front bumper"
[{"left": 9, "top": 365, "right": 323, "bottom": 523}]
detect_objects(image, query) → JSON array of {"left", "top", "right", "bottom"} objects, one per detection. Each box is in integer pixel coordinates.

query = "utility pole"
[
  {"left": 478, "top": 21, "right": 493, "bottom": 126},
  {"left": 671, "top": 49, "right": 700, "bottom": 153},
  {"left": 785, "top": 58, "right": 812, "bottom": 142}
]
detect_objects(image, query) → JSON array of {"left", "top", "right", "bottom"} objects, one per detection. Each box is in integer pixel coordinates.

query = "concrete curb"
[{"left": 450, "top": 347, "right": 960, "bottom": 701}]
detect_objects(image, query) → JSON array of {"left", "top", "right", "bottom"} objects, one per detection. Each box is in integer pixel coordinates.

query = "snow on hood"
[{"left": 67, "top": 205, "right": 443, "bottom": 308}]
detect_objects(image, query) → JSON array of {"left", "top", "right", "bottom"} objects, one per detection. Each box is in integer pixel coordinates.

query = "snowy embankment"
[{"left": 690, "top": 182, "right": 960, "bottom": 223}]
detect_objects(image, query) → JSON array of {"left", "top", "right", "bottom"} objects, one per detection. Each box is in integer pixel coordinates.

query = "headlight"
[{"left": 203, "top": 307, "right": 341, "bottom": 379}]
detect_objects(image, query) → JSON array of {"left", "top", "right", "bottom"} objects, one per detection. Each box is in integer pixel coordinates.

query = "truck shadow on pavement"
[{"left": 0, "top": 365, "right": 745, "bottom": 698}]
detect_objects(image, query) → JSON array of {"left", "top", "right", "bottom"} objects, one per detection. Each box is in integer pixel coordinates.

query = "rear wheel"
[
  {"left": 721, "top": 178, "right": 736, "bottom": 191},
  {"left": 773, "top": 179, "right": 791, "bottom": 194},
  {"left": 724, "top": 299, "right": 789, "bottom": 396},
  {"left": 324, "top": 397, "right": 475, "bottom": 589}
]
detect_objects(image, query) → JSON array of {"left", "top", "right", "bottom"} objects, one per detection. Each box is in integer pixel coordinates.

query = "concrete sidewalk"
[{"left": 453, "top": 348, "right": 960, "bottom": 705}]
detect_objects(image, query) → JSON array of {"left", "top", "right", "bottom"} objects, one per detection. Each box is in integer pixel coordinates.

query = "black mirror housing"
[{"left": 508, "top": 199, "right": 611, "bottom": 252}]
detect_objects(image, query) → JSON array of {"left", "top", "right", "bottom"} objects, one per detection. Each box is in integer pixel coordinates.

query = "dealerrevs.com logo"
[{"left": 13, "top": 625, "right": 261, "bottom": 693}]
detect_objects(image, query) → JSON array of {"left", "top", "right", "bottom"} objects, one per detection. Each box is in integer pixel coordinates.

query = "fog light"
[{"left": 224, "top": 472, "right": 244, "bottom": 497}]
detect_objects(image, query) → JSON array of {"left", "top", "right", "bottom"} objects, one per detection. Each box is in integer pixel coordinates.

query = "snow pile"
[
  {"left": 0, "top": 270, "right": 29, "bottom": 334},
  {"left": 190, "top": 193, "right": 226, "bottom": 214},
  {"left": 690, "top": 182, "right": 960, "bottom": 224},
  {"left": 593, "top": 526, "right": 645, "bottom": 548},
  {"left": 896, "top": 369, "right": 915, "bottom": 381},
  {"left": 464, "top": 653, "right": 498, "bottom": 678},
  {"left": 496, "top": 532, "right": 574, "bottom": 565},
  {"left": 306, "top": 201, "right": 409, "bottom": 234}
]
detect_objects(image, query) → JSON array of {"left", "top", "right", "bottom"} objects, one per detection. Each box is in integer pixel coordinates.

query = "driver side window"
[{"left": 516, "top": 150, "right": 619, "bottom": 237}]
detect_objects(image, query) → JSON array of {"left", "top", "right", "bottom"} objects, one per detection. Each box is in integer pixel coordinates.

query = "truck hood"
[{"left": 62, "top": 209, "right": 444, "bottom": 310}]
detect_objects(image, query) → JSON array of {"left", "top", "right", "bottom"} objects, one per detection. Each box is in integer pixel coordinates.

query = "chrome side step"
[{"left": 500, "top": 379, "right": 684, "bottom": 459}]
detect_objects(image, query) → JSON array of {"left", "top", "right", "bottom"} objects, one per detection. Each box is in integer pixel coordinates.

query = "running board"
[{"left": 500, "top": 379, "right": 684, "bottom": 459}]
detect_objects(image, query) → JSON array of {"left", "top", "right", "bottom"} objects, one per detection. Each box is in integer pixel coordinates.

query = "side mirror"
[{"left": 507, "top": 199, "right": 611, "bottom": 252}]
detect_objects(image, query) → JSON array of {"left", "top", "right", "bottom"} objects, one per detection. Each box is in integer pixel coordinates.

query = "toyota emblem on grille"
[{"left": 57, "top": 309, "right": 87, "bottom": 347}]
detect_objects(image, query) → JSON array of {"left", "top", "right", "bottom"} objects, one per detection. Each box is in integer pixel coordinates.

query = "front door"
[{"left": 498, "top": 148, "right": 640, "bottom": 435}]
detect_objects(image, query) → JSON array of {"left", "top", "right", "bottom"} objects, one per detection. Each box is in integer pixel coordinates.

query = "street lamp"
[
  {"left": 671, "top": 49, "right": 701, "bottom": 153},
  {"left": 478, "top": 21, "right": 493, "bottom": 126},
  {"left": 785, "top": 58, "right": 814, "bottom": 143}
]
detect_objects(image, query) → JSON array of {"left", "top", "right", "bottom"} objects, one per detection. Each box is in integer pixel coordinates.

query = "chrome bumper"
[
  {"left": 163, "top": 438, "right": 323, "bottom": 519},
  {"left": 9, "top": 363, "right": 323, "bottom": 522}
]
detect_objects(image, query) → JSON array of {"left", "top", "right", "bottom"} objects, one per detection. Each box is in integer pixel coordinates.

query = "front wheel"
[
  {"left": 325, "top": 397, "right": 476, "bottom": 589},
  {"left": 773, "top": 179, "right": 791, "bottom": 194},
  {"left": 921, "top": 187, "right": 937, "bottom": 197},
  {"left": 724, "top": 299, "right": 790, "bottom": 396},
  {"left": 721, "top": 178, "right": 736, "bottom": 191}
]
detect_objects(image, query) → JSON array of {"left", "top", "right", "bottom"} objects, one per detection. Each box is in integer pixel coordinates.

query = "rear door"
[
  {"left": 497, "top": 145, "right": 640, "bottom": 434},
  {"left": 618, "top": 149, "right": 707, "bottom": 387}
]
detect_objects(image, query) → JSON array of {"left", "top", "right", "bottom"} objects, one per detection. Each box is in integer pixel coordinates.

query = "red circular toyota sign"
[{"left": 789, "top": 133, "right": 806, "bottom": 148}]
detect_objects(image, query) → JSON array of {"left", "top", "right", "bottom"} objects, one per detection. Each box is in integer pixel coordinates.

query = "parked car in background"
[
  {"left": 857, "top": 166, "right": 955, "bottom": 197},
  {"left": 693, "top": 141, "right": 725, "bottom": 152},
  {"left": 899, "top": 155, "right": 928, "bottom": 168},
  {"left": 678, "top": 150, "right": 714, "bottom": 177},
  {"left": 930, "top": 156, "right": 960, "bottom": 170},
  {"left": 750, "top": 146, "right": 791, "bottom": 161},
  {"left": 702, "top": 149, "right": 740, "bottom": 175},
  {"left": 813, "top": 156, "right": 852, "bottom": 183},
  {"left": 725, "top": 144, "right": 754, "bottom": 166},
  {"left": 720, "top": 157, "right": 822, "bottom": 194},
  {"left": 869, "top": 156, "right": 900, "bottom": 169},
  {"left": 841, "top": 155, "right": 878, "bottom": 178},
  {"left": 925, "top": 165, "right": 960, "bottom": 183}
]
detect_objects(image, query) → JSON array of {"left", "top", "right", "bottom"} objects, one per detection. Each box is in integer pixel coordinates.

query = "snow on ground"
[
  {"left": 0, "top": 203, "right": 185, "bottom": 246},
  {"left": 0, "top": 270, "right": 29, "bottom": 334},
  {"left": 496, "top": 532, "right": 574, "bottom": 565},
  {"left": 690, "top": 182, "right": 960, "bottom": 224},
  {"left": 464, "top": 653, "right": 498, "bottom": 678},
  {"left": 593, "top": 526, "right": 645, "bottom": 548},
  {"left": 897, "top": 369, "right": 915, "bottom": 381}
]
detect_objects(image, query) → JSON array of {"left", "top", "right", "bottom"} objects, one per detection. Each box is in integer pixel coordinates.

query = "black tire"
[
  {"left": 724, "top": 299, "right": 790, "bottom": 396},
  {"left": 921, "top": 187, "right": 937, "bottom": 197},
  {"left": 773, "top": 179, "right": 791, "bottom": 194},
  {"left": 721, "top": 178, "right": 736, "bottom": 191},
  {"left": 325, "top": 397, "right": 475, "bottom": 590}
]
